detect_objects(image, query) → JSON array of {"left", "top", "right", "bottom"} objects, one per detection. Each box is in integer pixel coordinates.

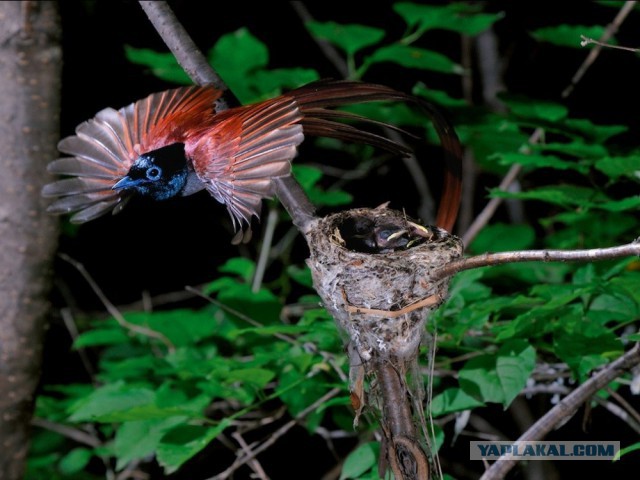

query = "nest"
[{"left": 305, "top": 204, "right": 463, "bottom": 364}]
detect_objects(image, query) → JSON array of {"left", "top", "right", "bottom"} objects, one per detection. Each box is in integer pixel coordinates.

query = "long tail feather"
[{"left": 288, "top": 80, "right": 463, "bottom": 232}]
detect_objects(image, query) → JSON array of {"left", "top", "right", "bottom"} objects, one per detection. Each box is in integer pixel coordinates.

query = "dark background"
[{"left": 43, "top": 1, "right": 640, "bottom": 478}]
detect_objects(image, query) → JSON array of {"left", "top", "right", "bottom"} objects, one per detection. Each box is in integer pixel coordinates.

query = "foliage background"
[{"left": 31, "top": 1, "right": 640, "bottom": 479}]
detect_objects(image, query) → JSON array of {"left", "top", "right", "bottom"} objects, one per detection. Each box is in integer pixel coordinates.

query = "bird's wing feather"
[
  {"left": 190, "top": 98, "right": 304, "bottom": 243},
  {"left": 43, "top": 86, "right": 221, "bottom": 223}
]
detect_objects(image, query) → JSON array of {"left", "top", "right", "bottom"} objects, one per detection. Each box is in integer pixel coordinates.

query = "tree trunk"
[{"left": 0, "top": 2, "right": 61, "bottom": 478}]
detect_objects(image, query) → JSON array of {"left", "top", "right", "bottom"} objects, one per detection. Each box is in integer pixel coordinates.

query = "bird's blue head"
[{"left": 113, "top": 143, "right": 188, "bottom": 201}]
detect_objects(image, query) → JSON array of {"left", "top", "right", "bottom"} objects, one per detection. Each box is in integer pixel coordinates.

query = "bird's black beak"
[{"left": 112, "top": 176, "right": 144, "bottom": 191}]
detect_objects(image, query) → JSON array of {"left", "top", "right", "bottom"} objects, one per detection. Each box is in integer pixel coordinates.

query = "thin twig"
[
  {"left": 344, "top": 293, "right": 441, "bottom": 317},
  {"left": 592, "top": 395, "right": 640, "bottom": 435},
  {"left": 479, "top": 343, "right": 640, "bottom": 480},
  {"left": 230, "top": 432, "right": 270, "bottom": 480},
  {"left": 289, "top": 1, "right": 348, "bottom": 78},
  {"left": 31, "top": 417, "right": 102, "bottom": 448},
  {"left": 605, "top": 386, "right": 640, "bottom": 429},
  {"left": 60, "top": 307, "right": 96, "bottom": 380},
  {"left": 432, "top": 239, "right": 640, "bottom": 283},
  {"left": 138, "top": 1, "right": 231, "bottom": 99},
  {"left": 208, "top": 387, "right": 342, "bottom": 480},
  {"left": 252, "top": 206, "right": 279, "bottom": 293},
  {"left": 59, "top": 253, "right": 175, "bottom": 352},
  {"left": 563, "top": 1, "right": 637, "bottom": 98},
  {"left": 580, "top": 35, "right": 640, "bottom": 53}
]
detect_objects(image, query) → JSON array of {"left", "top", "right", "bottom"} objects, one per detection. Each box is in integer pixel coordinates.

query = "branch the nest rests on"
[{"left": 304, "top": 203, "right": 463, "bottom": 480}]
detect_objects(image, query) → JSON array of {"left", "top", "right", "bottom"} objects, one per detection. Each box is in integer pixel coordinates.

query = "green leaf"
[
  {"left": 459, "top": 340, "right": 536, "bottom": 407},
  {"left": 58, "top": 448, "right": 92, "bottom": 475},
  {"left": 532, "top": 25, "right": 609, "bottom": 48},
  {"left": 293, "top": 165, "right": 323, "bottom": 190},
  {"left": 596, "top": 196, "right": 640, "bottom": 212},
  {"left": 495, "top": 303, "right": 580, "bottom": 341},
  {"left": 306, "top": 21, "right": 385, "bottom": 56},
  {"left": 553, "top": 319, "right": 623, "bottom": 379},
  {"left": 490, "top": 184, "right": 602, "bottom": 208},
  {"left": 495, "top": 341, "right": 537, "bottom": 406},
  {"left": 68, "top": 382, "right": 155, "bottom": 422},
  {"left": 469, "top": 223, "right": 535, "bottom": 253},
  {"left": 493, "top": 152, "right": 589, "bottom": 174},
  {"left": 613, "top": 441, "right": 640, "bottom": 461},
  {"left": 157, "top": 420, "right": 231, "bottom": 474},
  {"left": 431, "top": 388, "right": 485, "bottom": 416},
  {"left": 293, "top": 165, "right": 353, "bottom": 207},
  {"left": 500, "top": 94, "right": 568, "bottom": 122},
  {"left": 366, "top": 44, "right": 462, "bottom": 74},
  {"left": 100, "top": 354, "right": 160, "bottom": 381},
  {"left": 120, "top": 309, "right": 218, "bottom": 347},
  {"left": 588, "top": 292, "right": 638, "bottom": 323},
  {"left": 562, "top": 118, "right": 627, "bottom": 143},
  {"left": 218, "top": 257, "right": 256, "bottom": 282},
  {"left": 595, "top": 155, "right": 640, "bottom": 181},
  {"left": 251, "top": 67, "right": 319, "bottom": 98},
  {"left": 457, "top": 118, "right": 529, "bottom": 169},
  {"left": 124, "top": 46, "right": 191, "bottom": 84},
  {"left": 115, "top": 417, "right": 185, "bottom": 470},
  {"left": 73, "top": 328, "right": 130, "bottom": 349},
  {"left": 542, "top": 211, "right": 636, "bottom": 247},
  {"left": 205, "top": 280, "right": 282, "bottom": 326},
  {"left": 68, "top": 381, "right": 207, "bottom": 422},
  {"left": 278, "top": 363, "right": 328, "bottom": 417},
  {"left": 287, "top": 265, "right": 314, "bottom": 288},
  {"left": 459, "top": 355, "right": 503, "bottom": 404},
  {"left": 207, "top": 28, "right": 269, "bottom": 103},
  {"left": 307, "top": 187, "right": 353, "bottom": 207},
  {"left": 340, "top": 442, "right": 379, "bottom": 480},
  {"left": 231, "top": 324, "right": 308, "bottom": 339},
  {"left": 224, "top": 368, "right": 275, "bottom": 388},
  {"left": 394, "top": 3, "right": 503, "bottom": 36},
  {"left": 413, "top": 83, "right": 467, "bottom": 108},
  {"left": 533, "top": 140, "right": 608, "bottom": 159}
]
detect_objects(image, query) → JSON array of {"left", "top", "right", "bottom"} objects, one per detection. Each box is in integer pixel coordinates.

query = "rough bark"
[{"left": 0, "top": 2, "right": 61, "bottom": 478}]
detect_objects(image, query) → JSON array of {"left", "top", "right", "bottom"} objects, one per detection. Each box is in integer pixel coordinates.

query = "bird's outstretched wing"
[
  {"left": 42, "top": 86, "right": 221, "bottom": 223},
  {"left": 189, "top": 97, "right": 305, "bottom": 244}
]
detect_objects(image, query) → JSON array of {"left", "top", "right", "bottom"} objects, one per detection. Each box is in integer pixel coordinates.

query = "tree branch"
[
  {"left": 432, "top": 239, "right": 640, "bottom": 283},
  {"left": 479, "top": 343, "right": 640, "bottom": 480},
  {"left": 138, "top": 1, "right": 230, "bottom": 98}
]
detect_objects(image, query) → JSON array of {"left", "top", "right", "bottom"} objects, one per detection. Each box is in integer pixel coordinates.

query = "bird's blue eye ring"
[{"left": 146, "top": 166, "right": 162, "bottom": 181}]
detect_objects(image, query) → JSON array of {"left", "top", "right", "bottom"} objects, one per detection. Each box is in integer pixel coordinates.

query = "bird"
[{"left": 42, "top": 79, "right": 462, "bottom": 243}]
